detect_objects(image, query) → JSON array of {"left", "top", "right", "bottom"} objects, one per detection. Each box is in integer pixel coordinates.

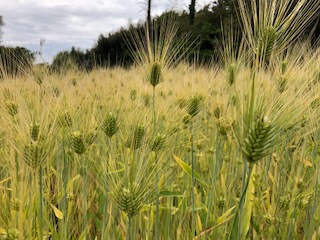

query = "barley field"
[{"left": 1, "top": 1, "right": 320, "bottom": 239}]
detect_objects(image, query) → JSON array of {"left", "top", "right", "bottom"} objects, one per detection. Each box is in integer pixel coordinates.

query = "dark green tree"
[
  {"left": 0, "top": 16, "right": 4, "bottom": 43},
  {"left": 147, "top": 0, "right": 152, "bottom": 33},
  {"left": 189, "top": 0, "right": 196, "bottom": 25},
  {"left": 50, "top": 47, "right": 93, "bottom": 74}
]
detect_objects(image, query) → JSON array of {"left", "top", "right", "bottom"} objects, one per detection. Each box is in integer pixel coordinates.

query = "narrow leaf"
[
  {"left": 240, "top": 165, "right": 255, "bottom": 239},
  {"left": 173, "top": 155, "right": 211, "bottom": 188},
  {"left": 160, "top": 190, "right": 185, "bottom": 197}
]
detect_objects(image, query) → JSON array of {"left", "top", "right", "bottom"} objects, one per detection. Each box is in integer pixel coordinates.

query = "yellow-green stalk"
[{"left": 186, "top": 94, "right": 203, "bottom": 237}]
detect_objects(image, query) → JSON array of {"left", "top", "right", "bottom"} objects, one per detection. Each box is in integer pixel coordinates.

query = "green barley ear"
[
  {"left": 130, "top": 89, "right": 137, "bottom": 101},
  {"left": 149, "top": 61, "right": 162, "bottom": 87},
  {"left": 115, "top": 184, "right": 143, "bottom": 218},
  {"left": 58, "top": 111, "right": 73, "bottom": 127},
  {"left": 24, "top": 140, "right": 42, "bottom": 169},
  {"left": 10, "top": 198, "right": 20, "bottom": 211},
  {"left": 142, "top": 94, "right": 151, "bottom": 107},
  {"left": 311, "top": 98, "right": 320, "bottom": 109},
  {"left": 30, "top": 122, "right": 40, "bottom": 142},
  {"left": 227, "top": 63, "right": 236, "bottom": 86},
  {"left": 177, "top": 98, "right": 187, "bottom": 109},
  {"left": 257, "top": 26, "right": 276, "bottom": 63},
  {"left": 186, "top": 95, "right": 203, "bottom": 118},
  {"left": 182, "top": 114, "right": 191, "bottom": 126},
  {"left": 281, "top": 60, "right": 287, "bottom": 75},
  {"left": 213, "top": 104, "right": 222, "bottom": 119},
  {"left": 70, "top": 131, "right": 86, "bottom": 155},
  {"left": 242, "top": 116, "right": 275, "bottom": 162},
  {"left": 85, "top": 130, "right": 98, "bottom": 147},
  {"left": 277, "top": 76, "right": 287, "bottom": 93},
  {"left": 101, "top": 112, "right": 118, "bottom": 138},
  {"left": 3, "top": 88, "right": 13, "bottom": 100},
  {"left": 150, "top": 133, "right": 166, "bottom": 152},
  {"left": 277, "top": 60, "right": 288, "bottom": 93},
  {"left": 6, "top": 100, "right": 18, "bottom": 116},
  {"left": 127, "top": 124, "right": 145, "bottom": 150}
]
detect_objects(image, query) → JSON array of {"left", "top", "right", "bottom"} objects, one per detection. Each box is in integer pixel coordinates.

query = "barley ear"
[
  {"left": 126, "top": 124, "right": 145, "bottom": 150},
  {"left": 150, "top": 133, "right": 166, "bottom": 152},
  {"left": 70, "top": 131, "right": 86, "bottom": 155},
  {"left": 242, "top": 116, "right": 275, "bottom": 162},
  {"left": 58, "top": 111, "right": 73, "bottom": 127},
  {"left": 115, "top": 184, "right": 143, "bottom": 218},
  {"left": 24, "top": 140, "right": 42, "bottom": 169},
  {"left": 227, "top": 63, "right": 236, "bottom": 86},
  {"left": 30, "top": 122, "right": 40, "bottom": 142},
  {"left": 101, "top": 112, "right": 118, "bottom": 138},
  {"left": 149, "top": 62, "right": 162, "bottom": 88},
  {"left": 257, "top": 26, "right": 276, "bottom": 63},
  {"left": 186, "top": 95, "right": 203, "bottom": 118}
]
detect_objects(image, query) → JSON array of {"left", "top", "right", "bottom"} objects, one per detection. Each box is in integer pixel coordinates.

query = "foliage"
[
  {"left": 50, "top": 2, "right": 319, "bottom": 70},
  {"left": 50, "top": 47, "right": 93, "bottom": 74}
]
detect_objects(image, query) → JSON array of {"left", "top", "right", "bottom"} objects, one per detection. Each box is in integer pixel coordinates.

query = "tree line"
[{"left": 51, "top": 0, "right": 319, "bottom": 71}]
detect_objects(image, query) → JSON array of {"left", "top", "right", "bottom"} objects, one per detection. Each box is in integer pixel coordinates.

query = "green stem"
[
  {"left": 248, "top": 71, "right": 256, "bottom": 123},
  {"left": 155, "top": 152, "right": 159, "bottom": 240},
  {"left": 14, "top": 150, "right": 19, "bottom": 227},
  {"left": 37, "top": 166, "right": 44, "bottom": 240},
  {"left": 126, "top": 216, "right": 131, "bottom": 240},
  {"left": 102, "top": 139, "right": 109, "bottom": 239},
  {"left": 152, "top": 87, "right": 156, "bottom": 133},
  {"left": 62, "top": 136, "right": 68, "bottom": 239},
  {"left": 190, "top": 119, "right": 196, "bottom": 237},
  {"left": 308, "top": 168, "right": 319, "bottom": 239},
  {"left": 152, "top": 86, "right": 160, "bottom": 240},
  {"left": 229, "top": 163, "right": 254, "bottom": 240},
  {"left": 82, "top": 155, "right": 88, "bottom": 239}
]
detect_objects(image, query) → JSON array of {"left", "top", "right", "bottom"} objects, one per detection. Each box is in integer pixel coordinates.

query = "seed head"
[
  {"left": 126, "top": 124, "right": 145, "bottom": 150},
  {"left": 227, "top": 63, "right": 236, "bottom": 86},
  {"left": 177, "top": 98, "right": 187, "bottom": 109},
  {"left": 58, "top": 111, "right": 73, "bottom": 127},
  {"left": 281, "top": 60, "right": 287, "bottom": 74},
  {"left": 149, "top": 61, "right": 162, "bottom": 87},
  {"left": 130, "top": 89, "right": 137, "bottom": 101},
  {"left": 70, "top": 131, "right": 86, "bottom": 155},
  {"left": 142, "top": 94, "right": 151, "bottom": 107},
  {"left": 150, "top": 133, "right": 166, "bottom": 152},
  {"left": 257, "top": 26, "right": 276, "bottom": 63},
  {"left": 10, "top": 198, "right": 20, "bottom": 211},
  {"left": 30, "top": 122, "right": 40, "bottom": 142},
  {"left": 213, "top": 105, "right": 222, "bottom": 119},
  {"left": 186, "top": 95, "right": 203, "bottom": 118},
  {"left": 3, "top": 88, "right": 13, "bottom": 100},
  {"left": 85, "top": 130, "right": 98, "bottom": 146},
  {"left": 115, "top": 184, "right": 143, "bottom": 218},
  {"left": 277, "top": 77, "right": 287, "bottom": 93},
  {"left": 242, "top": 116, "right": 275, "bottom": 162},
  {"left": 6, "top": 101, "right": 18, "bottom": 116},
  {"left": 24, "top": 140, "right": 43, "bottom": 169},
  {"left": 101, "top": 112, "right": 118, "bottom": 138}
]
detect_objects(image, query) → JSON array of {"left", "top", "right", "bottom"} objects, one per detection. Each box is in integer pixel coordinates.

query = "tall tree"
[
  {"left": 0, "top": 16, "right": 4, "bottom": 43},
  {"left": 147, "top": 0, "right": 152, "bottom": 34},
  {"left": 189, "top": 0, "right": 196, "bottom": 25}
]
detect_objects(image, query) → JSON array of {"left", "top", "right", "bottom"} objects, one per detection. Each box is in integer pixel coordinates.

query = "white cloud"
[{"left": 0, "top": 0, "right": 211, "bottom": 62}]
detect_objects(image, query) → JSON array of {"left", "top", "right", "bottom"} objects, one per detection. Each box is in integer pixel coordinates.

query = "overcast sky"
[{"left": 1, "top": 0, "right": 212, "bottom": 63}]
